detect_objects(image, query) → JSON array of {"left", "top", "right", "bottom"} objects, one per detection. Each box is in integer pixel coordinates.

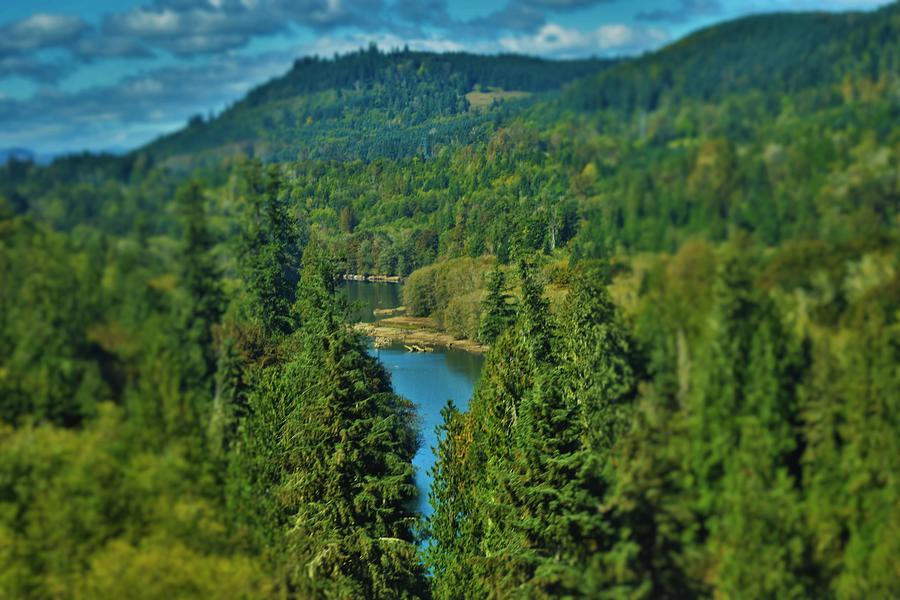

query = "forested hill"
[
  {"left": 72, "top": 2, "right": 900, "bottom": 169},
  {"left": 142, "top": 48, "right": 612, "bottom": 165},
  {"left": 564, "top": 1, "right": 900, "bottom": 111}
]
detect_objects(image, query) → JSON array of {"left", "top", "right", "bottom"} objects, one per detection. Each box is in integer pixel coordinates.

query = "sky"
[{"left": 0, "top": 0, "right": 892, "bottom": 155}]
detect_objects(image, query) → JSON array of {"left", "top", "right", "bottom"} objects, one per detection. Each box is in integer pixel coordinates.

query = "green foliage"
[
  {"left": 402, "top": 256, "right": 494, "bottom": 329},
  {"left": 443, "top": 290, "right": 484, "bottom": 340},
  {"left": 565, "top": 2, "right": 900, "bottom": 113},
  {"left": 0, "top": 406, "right": 266, "bottom": 599},
  {"left": 175, "top": 179, "right": 224, "bottom": 383},
  {"left": 229, "top": 243, "right": 428, "bottom": 597},
  {"left": 236, "top": 160, "right": 300, "bottom": 336},
  {"left": 74, "top": 539, "right": 270, "bottom": 600},
  {"left": 144, "top": 47, "right": 611, "bottom": 165},
  {"left": 430, "top": 236, "right": 900, "bottom": 597},
  {"left": 0, "top": 218, "right": 109, "bottom": 426},
  {"left": 0, "top": 176, "right": 428, "bottom": 597},
  {"left": 478, "top": 265, "right": 516, "bottom": 344},
  {"left": 2, "top": 7, "right": 900, "bottom": 598},
  {"left": 428, "top": 262, "right": 643, "bottom": 597}
]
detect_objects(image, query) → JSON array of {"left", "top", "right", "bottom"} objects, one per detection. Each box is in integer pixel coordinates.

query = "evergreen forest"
[{"left": 1, "top": 2, "right": 899, "bottom": 598}]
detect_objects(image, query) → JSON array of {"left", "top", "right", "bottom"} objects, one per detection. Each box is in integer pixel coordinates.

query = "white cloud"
[
  {"left": 115, "top": 8, "right": 182, "bottom": 36},
  {"left": 499, "top": 22, "right": 669, "bottom": 58},
  {"left": 0, "top": 13, "right": 89, "bottom": 54},
  {"left": 743, "top": 0, "right": 890, "bottom": 11},
  {"left": 0, "top": 48, "right": 299, "bottom": 153}
]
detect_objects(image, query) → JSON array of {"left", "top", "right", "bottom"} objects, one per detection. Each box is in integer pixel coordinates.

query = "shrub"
[{"left": 443, "top": 291, "right": 484, "bottom": 339}]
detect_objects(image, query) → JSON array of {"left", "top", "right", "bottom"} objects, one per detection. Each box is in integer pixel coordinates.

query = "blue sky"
[{"left": 0, "top": 0, "right": 892, "bottom": 154}]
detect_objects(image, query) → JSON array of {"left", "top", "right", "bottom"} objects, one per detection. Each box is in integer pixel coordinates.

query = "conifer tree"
[
  {"left": 208, "top": 336, "right": 248, "bottom": 463},
  {"left": 604, "top": 387, "right": 699, "bottom": 598},
  {"left": 229, "top": 242, "right": 428, "bottom": 598},
  {"left": 687, "top": 247, "right": 811, "bottom": 594},
  {"left": 175, "top": 179, "right": 223, "bottom": 385},
  {"left": 151, "top": 179, "right": 224, "bottom": 445},
  {"left": 426, "top": 400, "right": 479, "bottom": 599},
  {"left": 238, "top": 160, "right": 298, "bottom": 336},
  {"left": 516, "top": 258, "right": 554, "bottom": 367},
  {"left": 478, "top": 265, "right": 515, "bottom": 344},
  {"left": 558, "top": 263, "right": 639, "bottom": 454},
  {"left": 495, "top": 370, "right": 610, "bottom": 597},
  {"left": 430, "top": 261, "right": 643, "bottom": 598},
  {"left": 803, "top": 280, "right": 900, "bottom": 596},
  {"left": 428, "top": 264, "right": 554, "bottom": 598},
  {"left": 489, "top": 265, "right": 640, "bottom": 597}
]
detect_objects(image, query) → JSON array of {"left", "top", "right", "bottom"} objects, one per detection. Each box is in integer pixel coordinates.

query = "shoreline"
[
  {"left": 343, "top": 274, "right": 403, "bottom": 283},
  {"left": 354, "top": 316, "right": 487, "bottom": 354}
]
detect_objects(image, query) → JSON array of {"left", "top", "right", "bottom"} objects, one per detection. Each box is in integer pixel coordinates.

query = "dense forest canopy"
[
  {"left": 1, "top": 2, "right": 899, "bottom": 598},
  {"left": 142, "top": 47, "right": 614, "bottom": 165}
]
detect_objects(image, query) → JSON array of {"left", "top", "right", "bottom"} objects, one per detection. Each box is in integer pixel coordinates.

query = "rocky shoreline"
[
  {"left": 343, "top": 274, "right": 402, "bottom": 283},
  {"left": 354, "top": 316, "right": 487, "bottom": 354}
]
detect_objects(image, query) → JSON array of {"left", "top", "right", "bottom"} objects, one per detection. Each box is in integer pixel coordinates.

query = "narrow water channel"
[{"left": 341, "top": 280, "right": 485, "bottom": 517}]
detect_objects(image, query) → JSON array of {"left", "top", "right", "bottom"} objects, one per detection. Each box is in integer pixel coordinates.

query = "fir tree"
[
  {"left": 229, "top": 242, "right": 429, "bottom": 598},
  {"left": 558, "top": 263, "right": 639, "bottom": 455},
  {"left": 238, "top": 160, "right": 298, "bottom": 337},
  {"left": 478, "top": 264, "right": 515, "bottom": 344},
  {"left": 426, "top": 400, "right": 480, "bottom": 600},
  {"left": 687, "top": 247, "right": 811, "bottom": 593},
  {"left": 175, "top": 179, "right": 223, "bottom": 385},
  {"left": 516, "top": 258, "right": 554, "bottom": 367}
]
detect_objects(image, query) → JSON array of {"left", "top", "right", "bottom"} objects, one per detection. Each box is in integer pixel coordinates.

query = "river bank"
[
  {"left": 342, "top": 279, "right": 486, "bottom": 516},
  {"left": 343, "top": 274, "right": 402, "bottom": 283},
  {"left": 354, "top": 316, "right": 487, "bottom": 354}
]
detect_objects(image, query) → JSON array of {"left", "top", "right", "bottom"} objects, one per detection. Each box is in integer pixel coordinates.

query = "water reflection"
[
  {"left": 342, "top": 279, "right": 402, "bottom": 323},
  {"left": 372, "top": 343, "right": 483, "bottom": 517}
]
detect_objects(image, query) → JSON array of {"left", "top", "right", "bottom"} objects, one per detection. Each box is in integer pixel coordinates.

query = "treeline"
[
  {"left": 8, "top": 83, "right": 895, "bottom": 271},
  {"left": 242, "top": 46, "right": 611, "bottom": 110},
  {"left": 0, "top": 164, "right": 429, "bottom": 597},
  {"left": 427, "top": 238, "right": 900, "bottom": 597},
  {"left": 564, "top": 1, "right": 900, "bottom": 112},
  {"left": 144, "top": 46, "right": 610, "bottom": 165}
]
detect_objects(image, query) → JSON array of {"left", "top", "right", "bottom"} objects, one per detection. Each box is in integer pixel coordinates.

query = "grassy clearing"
[{"left": 466, "top": 88, "right": 531, "bottom": 111}]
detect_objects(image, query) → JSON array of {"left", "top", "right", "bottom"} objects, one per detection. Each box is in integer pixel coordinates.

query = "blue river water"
[{"left": 341, "top": 281, "right": 484, "bottom": 517}]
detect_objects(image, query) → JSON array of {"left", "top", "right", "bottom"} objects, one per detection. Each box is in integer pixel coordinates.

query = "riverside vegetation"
[{"left": 1, "top": 3, "right": 899, "bottom": 598}]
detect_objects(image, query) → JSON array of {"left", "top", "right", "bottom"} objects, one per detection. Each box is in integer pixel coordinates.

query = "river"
[{"left": 341, "top": 280, "right": 485, "bottom": 517}]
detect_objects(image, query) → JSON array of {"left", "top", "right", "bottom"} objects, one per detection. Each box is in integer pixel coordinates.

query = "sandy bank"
[{"left": 354, "top": 316, "right": 487, "bottom": 354}]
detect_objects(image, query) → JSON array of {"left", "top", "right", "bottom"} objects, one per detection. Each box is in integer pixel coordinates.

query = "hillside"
[
  {"left": 564, "top": 1, "right": 900, "bottom": 112},
  {"left": 142, "top": 47, "right": 613, "bottom": 166},
  {"left": 112, "top": 1, "right": 900, "bottom": 171}
]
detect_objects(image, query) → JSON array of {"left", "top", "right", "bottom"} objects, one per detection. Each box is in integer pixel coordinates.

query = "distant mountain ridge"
[
  {"left": 0, "top": 148, "right": 36, "bottom": 164},
  {"left": 564, "top": 1, "right": 900, "bottom": 111},
  {"left": 15, "top": 2, "right": 897, "bottom": 173},
  {"left": 138, "top": 3, "right": 900, "bottom": 168},
  {"left": 140, "top": 48, "right": 614, "bottom": 166}
]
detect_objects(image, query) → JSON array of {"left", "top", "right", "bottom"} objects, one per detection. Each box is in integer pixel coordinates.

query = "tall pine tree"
[
  {"left": 478, "top": 264, "right": 516, "bottom": 344},
  {"left": 237, "top": 160, "right": 298, "bottom": 337}
]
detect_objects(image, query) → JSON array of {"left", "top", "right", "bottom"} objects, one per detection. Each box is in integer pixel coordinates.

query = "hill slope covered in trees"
[{"left": 143, "top": 47, "right": 612, "bottom": 165}]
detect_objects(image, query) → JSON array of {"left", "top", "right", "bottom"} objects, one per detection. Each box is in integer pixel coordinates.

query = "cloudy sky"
[{"left": 0, "top": 0, "right": 891, "bottom": 155}]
